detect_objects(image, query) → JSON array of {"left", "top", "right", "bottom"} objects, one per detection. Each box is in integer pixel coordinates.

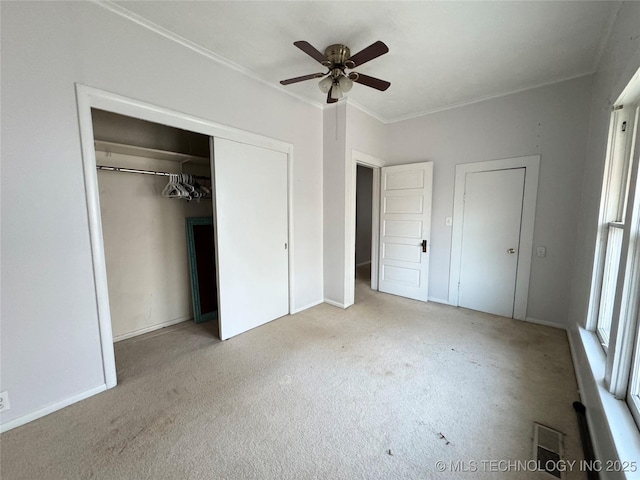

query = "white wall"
[
  {"left": 566, "top": 2, "right": 640, "bottom": 474},
  {"left": 323, "top": 104, "right": 347, "bottom": 304},
  {"left": 0, "top": 1, "right": 323, "bottom": 428},
  {"left": 97, "top": 152, "right": 213, "bottom": 341},
  {"left": 323, "top": 103, "right": 386, "bottom": 306},
  {"left": 355, "top": 166, "right": 373, "bottom": 266},
  {"left": 385, "top": 76, "right": 593, "bottom": 322},
  {"left": 345, "top": 104, "right": 387, "bottom": 159}
]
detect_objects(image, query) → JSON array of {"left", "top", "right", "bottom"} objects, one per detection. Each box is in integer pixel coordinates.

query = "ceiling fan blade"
[
  {"left": 350, "top": 72, "right": 390, "bottom": 91},
  {"left": 294, "top": 41, "right": 330, "bottom": 65},
  {"left": 327, "top": 90, "right": 338, "bottom": 104},
  {"left": 280, "top": 73, "right": 326, "bottom": 85},
  {"left": 347, "top": 41, "right": 389, "bottom": 68}
]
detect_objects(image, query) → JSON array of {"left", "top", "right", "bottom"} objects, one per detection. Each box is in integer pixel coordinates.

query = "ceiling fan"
[{"left": 280, "top": 41, "right": 391, "bottom": 104}]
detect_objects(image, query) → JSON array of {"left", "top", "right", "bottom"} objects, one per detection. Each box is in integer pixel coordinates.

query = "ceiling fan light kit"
[
  {"left": 338, "top": 75, "right": 353, "bottom": 93},
  {"left": 318, "top": 75, "right": 333, "bottom": 93},
  {"left": 330, "top": 82, "right": 343, "bottom": 100},
  {"left": 280, "top": 40, "right": 391, "bottom": 104}
]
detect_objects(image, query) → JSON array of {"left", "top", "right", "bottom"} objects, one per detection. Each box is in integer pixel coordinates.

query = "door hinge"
[{"left": 285, "top": 243, "right": 288, "bottom": 250}]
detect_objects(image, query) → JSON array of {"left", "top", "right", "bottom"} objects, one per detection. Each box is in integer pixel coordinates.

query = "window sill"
[{"left": 574, "top": 327, "right": 640, "bottom": 479}]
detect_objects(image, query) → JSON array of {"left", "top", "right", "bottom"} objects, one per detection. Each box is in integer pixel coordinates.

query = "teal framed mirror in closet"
[{"left": 186, "top": 217, "right": 218, "bottom": 323}]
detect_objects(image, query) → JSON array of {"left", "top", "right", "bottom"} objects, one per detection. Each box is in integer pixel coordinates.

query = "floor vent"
[{"left": 533, "top": 423, "right": 564, "bottom": 479}]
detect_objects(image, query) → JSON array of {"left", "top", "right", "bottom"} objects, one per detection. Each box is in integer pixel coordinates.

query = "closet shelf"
[{"left": 94, "top": 140, "right": 209, "bottom": 165}]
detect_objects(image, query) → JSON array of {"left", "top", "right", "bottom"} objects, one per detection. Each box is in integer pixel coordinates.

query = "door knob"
[
  {"left": 507, "top": 248, "right": 516, "bottom": 254},
  {"left": 421, "top": 240, "right": 427, "bottom": 253}
]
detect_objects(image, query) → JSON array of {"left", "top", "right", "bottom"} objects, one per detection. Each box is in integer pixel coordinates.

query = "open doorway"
[
  {"left": 91, "top": 109, "right": 219, "bottom": 365},
  {"left": 78, "top": 86, "right": 294, "bottom": 389},
  {"left": 355, "top": 165, "right": 374, "bottom": 285},
  {"left": 346, "top": 151, "right": 383, "bottom": 307}
]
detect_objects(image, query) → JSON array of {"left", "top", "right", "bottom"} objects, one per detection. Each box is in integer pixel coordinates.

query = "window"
[
  {"left": 594, "top": 107, "right": 635, "bottom": 349},
  {"left": 622, "top": 104, "right": 640, "bottom": 425},
  {"left": 589, "top": 66, "right": 640, "bottom": 430}
]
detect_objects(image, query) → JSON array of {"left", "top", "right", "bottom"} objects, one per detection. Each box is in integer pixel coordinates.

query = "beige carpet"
[{"left": 1, "top": 277, "right": 585, "bottom": 479}]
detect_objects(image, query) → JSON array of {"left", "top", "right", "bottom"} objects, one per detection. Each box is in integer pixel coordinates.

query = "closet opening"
[
  {"left": 91, "top": 109, "right": 219, "bottom": 357},
  {"left": 355, "top": 164, "right": 374, "bottom": 292}
]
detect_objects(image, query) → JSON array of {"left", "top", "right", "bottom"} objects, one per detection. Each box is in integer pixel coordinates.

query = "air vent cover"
[{"left": 533, "top": 423, "right": 565, "bottom": 479}]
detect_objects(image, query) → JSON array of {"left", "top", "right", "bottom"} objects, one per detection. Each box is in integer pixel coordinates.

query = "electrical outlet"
[
  {"left": 0, "top": 391, "right": 10, "bottom": 413},
  {"left": 536, "top": 246, "right": 546, "bottom": 258},
  {"left": 445, "top": 216, "right": 453, "bottom": 226}
]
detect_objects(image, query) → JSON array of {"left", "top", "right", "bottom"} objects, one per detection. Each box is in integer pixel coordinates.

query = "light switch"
[
  {"left": 445, "top": 216, "right": 453, "bottom": 226},
  {"left": 536, "top": 247, "right": 546, "bottom": 258}
]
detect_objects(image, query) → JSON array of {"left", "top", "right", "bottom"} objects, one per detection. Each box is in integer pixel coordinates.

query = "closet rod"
[{"left": 96, "top": 164, "right": 210, "bottom": 180}]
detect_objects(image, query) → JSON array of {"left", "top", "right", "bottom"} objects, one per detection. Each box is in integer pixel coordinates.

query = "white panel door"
[
  {"left": 378, "top": 162, "right": 433, "bottom": 301},
  {"left": 213, "top": 138, "right": 289, "bottom": 340},
  {"left": 459, "top": 168, "right": 525, "bottom": 317}
]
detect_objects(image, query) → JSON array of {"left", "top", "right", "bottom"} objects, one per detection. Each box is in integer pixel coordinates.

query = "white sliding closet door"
[{"left": 212, "top": 138, "right": 289, "bottom": 340}]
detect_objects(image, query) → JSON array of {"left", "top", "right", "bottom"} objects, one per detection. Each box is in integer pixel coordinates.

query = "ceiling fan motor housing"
[{"left": 324, "top": 44, "right": 355, "bottom": 69}]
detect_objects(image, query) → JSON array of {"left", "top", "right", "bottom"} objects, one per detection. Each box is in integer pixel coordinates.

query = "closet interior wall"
[{"left": 92, "top": 109, "right": 214, "bottom": 341}]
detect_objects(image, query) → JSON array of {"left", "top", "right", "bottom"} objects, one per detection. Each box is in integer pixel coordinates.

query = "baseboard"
[
  {"left": 324, "top": 298, "right": 347, "bottom": 309},
  {"left": 291, "top": 299, "right": 324, "bottom": 314},
  {"left": 0, "top": 384, "right": 107, "bottom": 433},
  {"left": 113, "top": 316, "right": 191, "bottom": 342},
  {"left": 356, "top": 261, "right": 372, "bottom": 267},
  {"left": 428, "top": 297, "right": 453, "bottom": 305},
  {"left": 524, "top": 316, "right": 567, "bottom": 330}
]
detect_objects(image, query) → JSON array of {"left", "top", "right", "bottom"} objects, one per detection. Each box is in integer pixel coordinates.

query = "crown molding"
[
  {"left": 343, "top": 98, "right": 388, "bottom": 124},
  {"left": 326, "top": 71, "right": 595, "bottom": 125},
  {"left": 385, "top": 72, "right": 595, "bottom": 124},
  {"left": 92, "top": 1, "right": 599, "bottom": 127},
  {"left": 320, "top": 97, "right": 387, "bottom": 124},
  {"left": 92, "top": 1, "right": 324, "bottom": 111}
]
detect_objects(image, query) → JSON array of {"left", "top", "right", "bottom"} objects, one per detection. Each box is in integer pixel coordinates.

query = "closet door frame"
[{"left": 75, "top": 84, "right": 295, "bottom": 389}]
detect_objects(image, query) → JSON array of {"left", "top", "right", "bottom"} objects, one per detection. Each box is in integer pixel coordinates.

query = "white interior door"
[
  {"left": 458, "top": 168, "right": 525, "bottom": 317},
  {"left": 378, "top": 162, "right": 433, "bottom": 301},
  {"left": 212, "top": 138, "right": 289, "bottom": 340}
]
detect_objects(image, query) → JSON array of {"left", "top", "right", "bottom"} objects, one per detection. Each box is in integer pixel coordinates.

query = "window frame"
[
  {"left": 591, "top": 106, "right": 637, "bottom": 349},
  {"left": 588, "top": 109, "right": 632, "bottom": 335},
  {"left": 605, "top": 104, "right": 640, "bottom": 399},
  {"left": 587, "top": 64, "right": 640, "bottom": 432}
]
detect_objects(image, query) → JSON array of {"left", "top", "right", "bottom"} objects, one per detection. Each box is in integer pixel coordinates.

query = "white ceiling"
[{"left": 114, "top": 1, "right": 618, "bottom": 122}]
